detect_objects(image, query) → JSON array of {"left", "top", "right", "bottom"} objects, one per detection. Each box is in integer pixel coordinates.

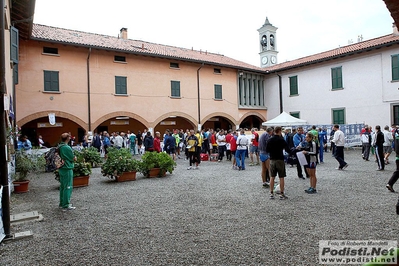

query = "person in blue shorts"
[{"left": 258, "top": 128, "right": 273, "bottom": 187}]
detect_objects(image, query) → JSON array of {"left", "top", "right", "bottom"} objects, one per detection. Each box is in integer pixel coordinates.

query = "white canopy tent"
[{"left": 262, "top": 111, "right": 307, "bottom": 127}]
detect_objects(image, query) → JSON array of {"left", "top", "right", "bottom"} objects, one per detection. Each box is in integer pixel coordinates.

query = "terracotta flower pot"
[
  {"left": 73, "top": 175, "right": 90, "bottom": 188},
  {"left": 13, "top": 180, "right": 30, "bottom": 193},
  {"left": 116, "top": 171, "right": 137, "bottom": 182},
  {"left": 147, "top": 168, "right": 166, "bottom": 178}
]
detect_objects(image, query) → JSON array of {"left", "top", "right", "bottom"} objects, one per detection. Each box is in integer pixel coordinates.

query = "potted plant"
[
  {"left": 139, "top": 152, "right": 176, "bottom": 177},
  {"left": 54, "top": 150, "right": 92, "bottom": 187},
  {"left": 101, "top": 147, "right": 140, "bottom": 182},
  {"left": 81, "top": 147, "right": 102, "bottom": 167},
  {"left": 13, "top": 150, "right": 46, "bottom": 193}
]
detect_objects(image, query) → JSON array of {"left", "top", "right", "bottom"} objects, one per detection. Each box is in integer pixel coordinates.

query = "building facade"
[
  {"left": 16, "top": 25, "right": 267, "bottom": 146},
  {"left": 263, "top": 25, "right": 399, "bottom": 128},
  {"left": 2, "top": 0, "right": 35, "bottom": 154},
  {"left": 11, "top": 8, "right": 399, "bottom": 147}
]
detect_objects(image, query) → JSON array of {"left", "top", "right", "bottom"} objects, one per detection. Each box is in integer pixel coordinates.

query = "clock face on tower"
[
  {"left": 271, "top": 56, "right": 277, "bottom": 64},
  {"left": 261, "top": 56, "right": 268, "bottom": 65}
]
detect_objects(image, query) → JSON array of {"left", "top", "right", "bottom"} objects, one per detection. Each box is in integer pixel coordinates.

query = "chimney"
[
  {"left": 393, "top": 23, "right": 399, "bottom": 36},
  {"left": 120, "top": 28, "right": 128, "bottom": 40}
]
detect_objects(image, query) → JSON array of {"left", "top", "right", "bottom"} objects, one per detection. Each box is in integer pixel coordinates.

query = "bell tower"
[{"left": 258, "top": 17, "right": 278, "bottom": 68}]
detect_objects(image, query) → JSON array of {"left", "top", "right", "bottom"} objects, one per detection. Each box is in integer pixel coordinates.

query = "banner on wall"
[
  {"left": 48, "top": 113, "right": 56, "bottom": 126},
  {"left": 301, "top": 123, "right": 364, "bottom": 147}
]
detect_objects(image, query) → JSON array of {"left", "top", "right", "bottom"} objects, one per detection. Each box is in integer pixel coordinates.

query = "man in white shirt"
[
  {"left": 361, "top": 127, "right": 371, "bottom": 161},
  {"left": 383, "top": 125, "right": 394, "bottom": 164},
  {"left": 332, "top": 124, "right": 348, "bottom": 170},
  {"left": 113, "top": 132, "right": 124, "bottom": 149},
  {"left": 217, "top": 129, "right": 226, "bottom": 162}
]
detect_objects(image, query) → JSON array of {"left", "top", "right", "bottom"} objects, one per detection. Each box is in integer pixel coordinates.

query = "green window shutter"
[
  {"left": 239, "top": 80, "right": 242, "bottom": 105},
  {"left": 332, "top": 109, "right": 345, "bottom": 124},
  {"left": 171, "top": 81, "right": 180, "bottom": 97},
  {"left": 332, "top": 67, "right": 343, "bottom": 89},
  {"left": 332, "top": 68, "right": 337, "bottom": 89},
  {"left": 214, "top": 84, "right": 222, "bottom": 99},
  {"left": 248, "top": 81, "right": 252, "bottom": 105},
  {"left": 51, "top": 71, "right": 59, "bottom": 91},
  {"left": 115, "top": 76, "right": 127, "bottom": 94},
  {"left": 289, "top": 76, "right": 298, "bottom": 95},
  {"left": 392, "top": 55, "right": 399, "bottom": 81},
  {"left": 13, "top": 64, "right": 18, "bottom": 85},
  {"left": 337, "top": 68, "right": 342, "bottom": 88},
  {"left": 393, "top": 105, "right": 399, "bottom": 125},
  {"left": 44, "top": 70, "right": 59, "bottom": 92},
  {"left": 10, "top": 26, "right": 19, "bottom": 64}
]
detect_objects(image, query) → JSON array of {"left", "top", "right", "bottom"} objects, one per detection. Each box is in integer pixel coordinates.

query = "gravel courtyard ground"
[{"left": 1, "top": 149, "right": 398, "bottom": 265}]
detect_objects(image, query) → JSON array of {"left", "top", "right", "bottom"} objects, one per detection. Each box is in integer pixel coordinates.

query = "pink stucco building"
[{"left": 16, "top": 25, "right": 267, "bottom": 146}]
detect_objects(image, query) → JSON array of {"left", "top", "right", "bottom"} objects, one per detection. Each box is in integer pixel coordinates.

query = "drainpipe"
[
  {"left": 87, "top": 48, "right": 91, "bottom": 131},
  {"left": 277, "top": 74, "right": 283, "bottom": 113},
  {"left": 1, "top": 0, "right": 11, "bottom": 237},
  {"left": 197, "top": 63, "right": 204, "bottom": 130}
]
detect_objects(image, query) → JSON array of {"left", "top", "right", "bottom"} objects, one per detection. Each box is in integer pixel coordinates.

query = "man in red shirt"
[
  {"left": 225, "top": 129, "right": 233, "bottom": 161},
  {"left": 250, "top": 128, "right": 260, "bottom": 166},
  {"left": 153, "top": 131, "right": 161, "bottom": 152}
]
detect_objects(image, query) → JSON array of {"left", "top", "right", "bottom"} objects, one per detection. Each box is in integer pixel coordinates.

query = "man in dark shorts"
[{"left": 266, "top": 126, "right": 291, "bottom": 200}]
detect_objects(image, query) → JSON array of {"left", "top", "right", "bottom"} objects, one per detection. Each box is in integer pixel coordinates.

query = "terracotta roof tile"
[
  {"left": 266, "top": 34, "right": 399, "bottom": 72},
  {"left": 31, "top": 24, "right": 264, "bottom": 73},
  {"left": 31, "top": 24, "right": 399, "bottom": 74}
]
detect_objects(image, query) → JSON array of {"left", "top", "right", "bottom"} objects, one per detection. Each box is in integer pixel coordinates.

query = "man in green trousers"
[{"left": 59, "top": 133, "right": 76, "bottom": 210}]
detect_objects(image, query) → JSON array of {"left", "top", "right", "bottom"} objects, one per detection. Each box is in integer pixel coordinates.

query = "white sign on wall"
[
  {"left": 48, "top": 113, "right": 56, "bottom": 125},
  {"left": 0, "top": 185, "right": 5, "bottom": 242}
]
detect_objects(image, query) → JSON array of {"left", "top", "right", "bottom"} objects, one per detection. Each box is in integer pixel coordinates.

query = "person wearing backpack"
[{"left": 58, "top": 133, "right": 76, "bottom": 211}]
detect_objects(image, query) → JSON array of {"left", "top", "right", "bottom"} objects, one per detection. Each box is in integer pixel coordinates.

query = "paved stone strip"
[{"left": 1, "top": 150, "right": 398, "bottom": 265}]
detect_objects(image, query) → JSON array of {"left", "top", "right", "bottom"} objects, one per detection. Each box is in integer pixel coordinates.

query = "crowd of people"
[
  {"left": 15, "top": 123, "right": 399, "bottom": 210},
  {"left": 80, "top": 126, "right": 323, "bottom": 200}
]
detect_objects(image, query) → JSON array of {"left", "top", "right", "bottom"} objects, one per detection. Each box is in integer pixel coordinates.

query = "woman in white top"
[{"left": 235, "top": 129, "right": 249, "bottom": 170}]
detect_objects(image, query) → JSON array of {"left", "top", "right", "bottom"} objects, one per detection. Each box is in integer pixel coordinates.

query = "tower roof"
[
  {"left": 258, "top": 17, "right": 278, "bottom": 31},
  {"left": 263, "top": 17, "right": 272, "bottom": 27}
]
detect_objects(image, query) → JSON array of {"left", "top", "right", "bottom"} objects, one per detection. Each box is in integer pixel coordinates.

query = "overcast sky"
[{"left": 33, "top": 0, "right": 394, "bottom": 66}]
